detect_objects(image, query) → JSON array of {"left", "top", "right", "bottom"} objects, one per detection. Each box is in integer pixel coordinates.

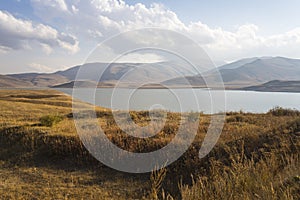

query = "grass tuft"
[{"left": 40, "top": 114, "right": 64, "bottom": 127}]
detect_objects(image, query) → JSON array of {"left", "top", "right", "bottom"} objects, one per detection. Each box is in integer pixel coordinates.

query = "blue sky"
[
  {"left": 1, "top": 0, "right": 300, "bottom": 73},
  {"left": 128, "top": 0, "right": 300, "bottom": 33},
  {"left": 3, "top": 0, "right": 300, "bottom": 33},
  {"left": 1, "top": 0, "right": 34, "bottom": 18}
]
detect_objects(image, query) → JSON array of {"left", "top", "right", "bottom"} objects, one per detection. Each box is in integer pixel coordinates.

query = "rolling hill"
[
  {"left": 0, "top": 75, "right": 33, "bottom": 88},
  {"left": 1, "top": 57, "right": 300, "bottom": 90},
  {"left": 5, "top": 73, "right": 69, "bottom": 87},
  {"left": 2, "top": 62, "right": 198, "bottom": 88},
  {"left": 54, "top": 62, "right": 197, "bottom": 84},
  {"left": 51, "top": 80, "right": 98, "bottom": 88},
  {"left": 242, "top": 80, "right": 300, "bottom": 92}
]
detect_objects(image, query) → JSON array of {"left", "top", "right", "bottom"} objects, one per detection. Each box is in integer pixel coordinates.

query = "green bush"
[{"left": 40, "top": 114, "right": 64, "bottom": 127}]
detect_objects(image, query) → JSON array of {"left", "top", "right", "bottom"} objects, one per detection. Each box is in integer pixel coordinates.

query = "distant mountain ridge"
[
  {"left": 219, "top": 57, "right": 300, "bottom": 83},
  {"left": 2, "top": 61, "right": 202, "bottom": 88},
  {"left": 0, "top": 57, "right": 300, "bottom": 92},
  {"left": 164, "top": 57, "right": 300, "bottom": 88}
]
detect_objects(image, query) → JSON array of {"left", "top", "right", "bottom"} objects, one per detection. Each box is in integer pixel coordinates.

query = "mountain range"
[
  {"left": 1, "top": 62, "right": 196, "bottom": 88},
  {"left": 163, "top": 57, "right": 300, "bottom": 88},
  {"left": 1, "top": 57, "right": 300, "bottom": 92}
]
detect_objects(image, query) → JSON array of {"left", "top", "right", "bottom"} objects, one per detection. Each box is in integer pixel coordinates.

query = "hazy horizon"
[
  {"left": 1, "top": 1, "right": 300, "bottom": 74},
  {"left": 3, "top": 55, "right": 300, "bottom": 75}
]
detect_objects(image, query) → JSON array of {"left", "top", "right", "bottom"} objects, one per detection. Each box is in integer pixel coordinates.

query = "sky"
[{"left": 1, "top": 0, "right": 300, "bottom": 74}]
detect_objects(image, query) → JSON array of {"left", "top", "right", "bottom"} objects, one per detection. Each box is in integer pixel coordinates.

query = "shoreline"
[{"left": 1, "top": 86, "right": 300, "bottom": 93}]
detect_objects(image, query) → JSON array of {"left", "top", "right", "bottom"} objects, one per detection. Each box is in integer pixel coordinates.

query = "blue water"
[{"left": 59, "top": 88, "right": 300, "bottom": 114}]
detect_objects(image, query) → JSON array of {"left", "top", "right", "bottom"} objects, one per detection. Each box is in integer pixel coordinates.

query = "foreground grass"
[{"left": 0, "top": 90, "right": 299, "bottom": 199}]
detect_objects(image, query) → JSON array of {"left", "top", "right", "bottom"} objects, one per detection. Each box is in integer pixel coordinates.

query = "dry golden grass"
[
  {"left": 0, "top": 90, "right": 299, "bottom": 199},
  {"left": 179, "top": 145, "right": 300, "bottom": 200}
]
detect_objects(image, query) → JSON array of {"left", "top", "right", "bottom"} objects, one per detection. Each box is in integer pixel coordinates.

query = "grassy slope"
[
  {"left": 0, "top": 90, "right": 299, "bottom": 199},
  {"left": 0, "top": 90, "right": 149, "bottom": 200},
  {"left": 0, "top": 75, "right": 33, "bottom": 88}
]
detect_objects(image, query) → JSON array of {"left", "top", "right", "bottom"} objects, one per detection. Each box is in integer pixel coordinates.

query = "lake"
[{"left": 59, "top": 88, "right": 300, "bottom": 114}]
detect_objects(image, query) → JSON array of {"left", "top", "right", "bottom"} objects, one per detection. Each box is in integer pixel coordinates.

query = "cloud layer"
[
  {"left": 0, "top": 10, "right": 79, "bottom": 54},
  {"left": 29, "top": 0, "right": 300, "bottom": 60},
  {"left": 1, "top": 0, "right": 300, "bottom": 73}
]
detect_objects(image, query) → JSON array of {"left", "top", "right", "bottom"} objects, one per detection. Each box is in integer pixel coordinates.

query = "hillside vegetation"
[{"left": 0, "top": 90, "right": 299, "bottom": 199}]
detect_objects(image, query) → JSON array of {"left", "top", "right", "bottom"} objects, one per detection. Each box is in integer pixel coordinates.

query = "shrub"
[
  {"left": 40, "top": 114, "right": 64, "bottom": 127},
  {"left": 226, "top": 114, "right": 248, "bottom": 123},
  {"left": 187, "top": 112, "right": 201, "bottom": 122},
  {"left": 287, "top": 118, "right": 300, "bottom": 133},
  {"left": 268, "top": 106, "right": 300, "bottom": 116}
]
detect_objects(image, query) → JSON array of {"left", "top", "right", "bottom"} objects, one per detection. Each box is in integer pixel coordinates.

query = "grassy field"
[{"left": 0, "top": 90, "right": 299, "bottom": 199}]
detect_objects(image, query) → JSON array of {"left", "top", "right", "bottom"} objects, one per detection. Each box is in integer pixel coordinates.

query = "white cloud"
[
  {"left": 40, "top": 44, "right": 53, "bottom": 54},
  {"left": 71, "top": 5, "right": 79, "bottom": 14},
  {"left": 0, "top": 0, "right": 299, "bottom": 72},
  {"left": 266, "top": 28, "right": 300, "bottom": 47},
  {"left": 28, "top": 62, "right": 53, "bottom": 72},
  {"left": 116, "top": 53, "right": 165, "bottom": 63},
  {"left": 28, "top": 0, "right": 300, "bottom": 62},
  {"left": 0, "top": 45, "right": 11, "bottom": 54},
  {"left": 0, "top": 10, "right": 79, "bottom": 54},
  {"left": 31, "top": 0, "right": 69, "bottom": 12},
  {"left": 87, "top": 29, "right": 103, "bottom": 38}
]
